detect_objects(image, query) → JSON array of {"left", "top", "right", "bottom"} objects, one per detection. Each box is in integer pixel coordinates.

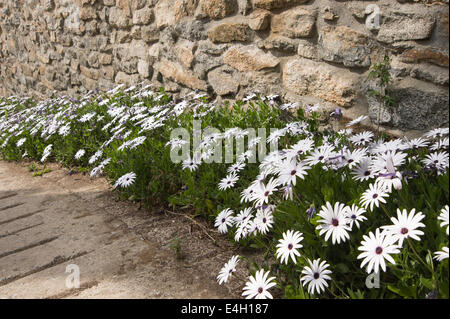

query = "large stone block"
[
  {"left": 318, "top": 26, "right": 372, "bottom": 68},
  {"left": 377, "top": 11, "right": 435, "bottom": 43},
  {"left": 223, "top": 45, "right": 280, "bottom": 72},
  {"left": 155, "top": 58, "right": 208, "bottom": 90},
  {"left": 200, "top": 0, "right": 236, "bottom": 19},
  {"left": 208, "top": 23, "right": 251, "bottom": 43},
  {"left": 283, "top": 58, "right": 360, "bottom": 107},
  {"left": 367, "top": 78, "right": 449, "bottom": 131},
  {"left": 271, "top": 7, "right": 316, "bottom": 38},
  {"left": 208, "top": 67, "right": 239, "bottom": 96}
]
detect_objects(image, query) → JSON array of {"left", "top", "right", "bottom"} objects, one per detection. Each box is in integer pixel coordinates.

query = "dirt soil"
[{"left": 0, "top": 160, "right": 253, "bottom": 299}]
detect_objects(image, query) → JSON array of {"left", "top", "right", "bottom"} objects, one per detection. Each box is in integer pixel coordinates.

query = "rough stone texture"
[
  {"left": 318, "top": 26, "right": 372, "bottom": 68},
  {"left": 367, "top": 78, "right": 449, "bottom": 131},
  {"left": 271, "top": 7, "right": 316, "bottom": 38},
  {"left": 200, "top": 0, "right": 237, "bottom": 19},
  {"left": 283, "top": 58, "right": 360, "bottom": 107},
  {"left": 208, "top": 23, "right": 251, "bottom": 43},
  {"left": 377, "top": 10, "right": 436, "bottom": 43},
  {"left": 155, "top": 59, "right": 208, "bottom": 90},
  {"left": 224, "top": 45, "right": 280, "bottom": 72},
  {"left": 248, "top": 9, "right": 271, "bottom": 31},
  {"left": 0, "top": 0, "right": 448, "bottom": 134},
  {"left": 208, "top": 66, "right": 240, "bottom": 96},
  {"left": 253, "top": 0, "right": 310, "bottom": 10}
]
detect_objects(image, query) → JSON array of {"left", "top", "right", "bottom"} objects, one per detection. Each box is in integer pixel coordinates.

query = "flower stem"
[{"left": 407, "top": 238, "right": 433, "bottom": 273}]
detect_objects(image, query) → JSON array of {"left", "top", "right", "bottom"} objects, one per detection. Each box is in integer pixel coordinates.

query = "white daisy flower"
[
  {"left": 240, "top": 186, "right": 256, "bottom": 204},
  {"left": 404, "top": 137, "right": 429, "bottom": 150},
  {"left": 342, "top": 148, "right": 368, "bottom": 169},
  {"left": 88, "top": 150, "right": 103, "bottom": 165},
  {"left": 381, "top": 208, "right": 425, "bottom": 247},
  {"left": 346, "top": 115, "right": 368, "bottom": 127},
  {"left": 40, "top": 144, "right": 53, "bottom": 163},
  {"left": 217, "top": 255, "right": 240, "bottom": 285},
  {"left": 276, "top": 159, "right": 310, "bottom": 186},
  {"left": 248, "top": 137, "right": 262, "bottom": 148},
  {"left": 425, "top": 128, "right": 449, "bottom": 139},
  {"left": 305, "top": 146, "right": 334, "bottom": 166},
  {"left": 114, "top": 172, "right": 136, "bottom": 188},
  {"left": 371, "top": 151, "right": 407, "bottom": 175},
  {"left": 228, "top": 162, "right": 245, "bottom": 175},
  {"left": 214, "top": 208, "right": 235, "bottom": 234},
  {"left": 242, "top": 269, "right": 277, "bottom": 299},
  {"left": 251, "top": 178, "right": 280, "bottom": 207},
  {"left": 349, "top": 131, "right": 374, "bottom": 146},
  {"left": 430, "top": 137, "right": 449, "bottom": 151},
  {"left": 438, "top": 205, "right": 449, "bottom": 235},
  {"left": 434, "top": 247, "right": 449, "bottom": 262},
  {"left": 423, "top": 151, "right": 449, "bottom": 171},
  {"left": 267, "top": 129, "right": 287, "bottom": 144},
  {"left": 182, "top": 154, "right": 201, "bottom": 172},
  {"left": 352, "top": 157, "right": 376, "bottom": 182},
  {"left": 74, "top": 149, "right": 86, "bottom": 160},
  {"left": 316, "top": 202, "right": 351, "bottom": 245},
  {"left": 360, "top": 182, "right": 389, "bottom": 211},
  {"left": 58, "top": 125, "right": 70, "bottom": 137},
  {"left": 237, "top": 150, "right": 253, "bottom": 163},
  {"left": 234, "top": 208, "right": 253, "bottom": 241},
  {"left": 166, "top": 138, "right": 189, "bottom": 151},
  {"left": 218, "top": 173, "right": 239, "bottom": 190},
  {"left": 275, "top": 230, "right": 303, "bottom": 264},
  {"left": 254, "top": 208, "right": 274, "bottom": 235},
  {"left": 286, "top": 138, "right": 315, "bottom": 160},
  {"left": 345, "top": 204, "right": 367, "bottom": 230},
  {"left": 300, "top": 258, "right": 332, "bottom": 295},
  {"left": 357, "top": 228, "right": 400, "bottom": 274},
  {"left": 16, "top": 137, "right": 26, "bottom": 147}
]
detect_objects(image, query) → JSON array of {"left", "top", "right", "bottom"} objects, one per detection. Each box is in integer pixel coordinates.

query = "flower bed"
[{"left": 1, "top": 85, "right": 448, "bottom": 299}]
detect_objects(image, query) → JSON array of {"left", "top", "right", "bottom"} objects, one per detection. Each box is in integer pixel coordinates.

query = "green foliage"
[
  {"left": 368, "top": 55, "right": 396, "bottom": 135},
  {"left": 0, "top": 88, "right": 448, "bottom": 299}
]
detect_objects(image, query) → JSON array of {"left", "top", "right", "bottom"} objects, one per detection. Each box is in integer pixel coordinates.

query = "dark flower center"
[
  {"left": 264, "top": 191, "right": 270, "bottom": 197},
  {"left": 290, "top": 170, "right": 297, "bottom": 176},
  {"left": 351, "top": 214, "right": 356, "bottom": 219},
  {"left": 401, "top": 227, "right": 409, "bottom": 235},
  {"left": 375, "top": 246, "right": 383, "bottom": 255},
  {"left": 221, "top": 218, "right": 226, "bottom": 223},
  {"left": 364, "top": 171, "right": 370, "bottom": 176},
  {"left": 313, "top": 272, "right": 320, "bottom": 280},
  {"left": 263, "top": 218, "right": 267, "bottom": 223},
  {"left": 258, "top": 287, "right": 263, "bottom": 294},
  {"left": 372, "top": 193, "right": 378, "bottom": 199},
  {"left": 288, "top": 243, "right": 293, "bottom": 250},
  {"left": 318, "top": 156, "right": 324, "bottom": 161},
  {"left": 331, "top": 218, "right": 339, "bottom": 226}
]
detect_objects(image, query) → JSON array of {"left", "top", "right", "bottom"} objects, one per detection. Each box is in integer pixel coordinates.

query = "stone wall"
[{"left": 0, "top": 0, "right": 449, "bottom": 133}]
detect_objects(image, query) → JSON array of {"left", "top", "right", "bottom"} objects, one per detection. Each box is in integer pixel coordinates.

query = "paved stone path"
[{"left": 0, "top": 161, "right": 245, "bottom": 299}]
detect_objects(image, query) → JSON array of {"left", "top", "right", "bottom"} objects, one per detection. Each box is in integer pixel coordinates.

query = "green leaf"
[{"left": 420, "top": 277, "right": 434, "bottom": 290}]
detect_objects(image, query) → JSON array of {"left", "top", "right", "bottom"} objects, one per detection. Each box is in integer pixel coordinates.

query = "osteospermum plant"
[{"left": 0, "top": 85, "right": 448, "bottom": 299}]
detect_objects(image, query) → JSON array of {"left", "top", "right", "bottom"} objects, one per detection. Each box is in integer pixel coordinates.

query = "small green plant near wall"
[
  {"left": 28, "top": 162, "right": 51, "bottom": 177},
  {"left": 368, "top": 55, "right": 396, "bottom": 136}
]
